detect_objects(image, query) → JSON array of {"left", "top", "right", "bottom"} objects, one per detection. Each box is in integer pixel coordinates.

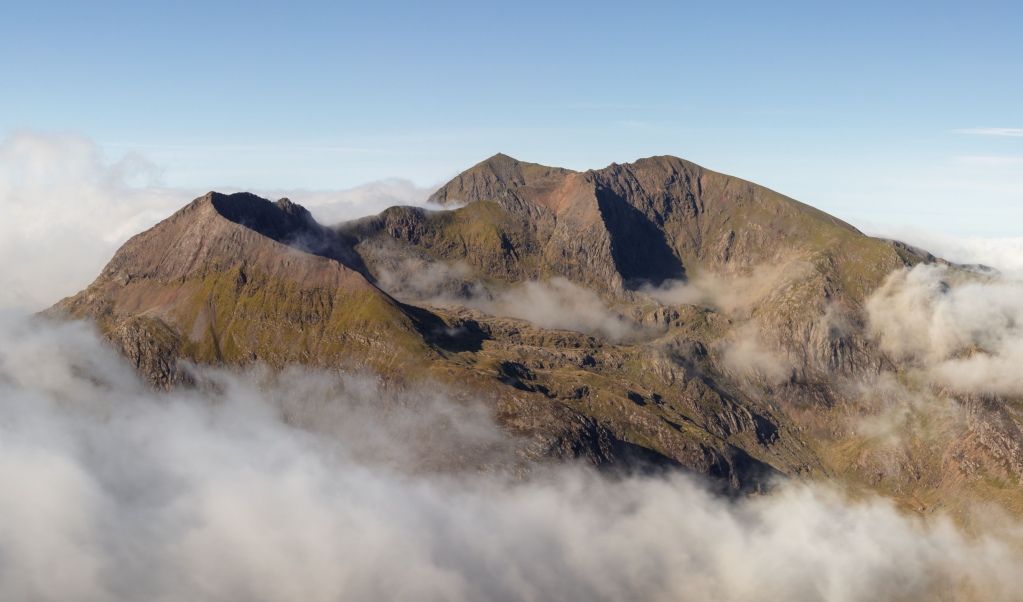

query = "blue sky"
[{"left": 1, "top": 0, "right": 1021, "bottom": 237}]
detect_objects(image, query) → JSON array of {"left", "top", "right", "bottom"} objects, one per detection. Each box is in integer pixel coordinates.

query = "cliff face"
[{"left": 48, "top": 157, "right": 1023, "bottom": 512}]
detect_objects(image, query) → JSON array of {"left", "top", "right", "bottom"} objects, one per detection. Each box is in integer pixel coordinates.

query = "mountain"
[
  {"left": 48, "top": 156, "right": 1023, "bottom": 512},
  {"left": 52, "top": 192, "right": 425, "bottom": 386}
]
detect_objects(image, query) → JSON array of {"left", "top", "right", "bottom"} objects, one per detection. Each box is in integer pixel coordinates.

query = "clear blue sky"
[{"left": 1, "top": 0, "right": 1021, "bottom": 236}]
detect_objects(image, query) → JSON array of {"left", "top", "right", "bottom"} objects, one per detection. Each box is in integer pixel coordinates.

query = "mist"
[
  {"left": 0, "top": 131, "right": 442, "bottom": 313},
  {"left": 865, "top": 224, "right": 1023, "bottom": 279},
  {"left": 0, "top": 131, "right": 190, "bottom": 311},
  {"left": 373, "top": 254, "right": 643, "bottom": 341},
  {"left": 250, "top": 178, "right": 446, "bottom": 227},
  {"left": 9, "top": 131, "right": 1023, "bottom": 601},
  {"left": 866, "top": 263, "right": 1023, "bottom": 395},
  {"left": 2, "top": 316, "right": 1022, "bottom": 601},
  {"left": 465, "top": 277, "right": 640, "bottom": 342},
  {"left": 378, "top": 258, "right": 810, "bottom": 344}
]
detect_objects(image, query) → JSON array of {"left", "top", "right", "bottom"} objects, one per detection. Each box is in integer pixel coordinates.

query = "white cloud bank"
[
  {"left": 7, "top": 130, "right": 1023, "bottom": 600},
  {"left": 0, "top": 131, "right": 189, "bottom": 311},
  {"left": 865, "top": 224, "right": 1023, "bottom": 279},
  {"left": 1, "top": 316, "right": 1022, "bottom": 601},
  {"left": 251, "top": 178, "right": 442, "bottom": 226},
  {"left": 0, "top": 131, "right": 443, "bottom": 313},
  {"left": 867, "top": 264, "right": 1023, "bottom": 395}
]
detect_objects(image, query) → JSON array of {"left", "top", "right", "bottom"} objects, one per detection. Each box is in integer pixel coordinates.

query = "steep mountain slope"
[
  {"left": 48, "top": 157, "right": 1023, "bottom": 514},
  {"left": 52, "top": 192, "right": 428, "bottom": 385}
]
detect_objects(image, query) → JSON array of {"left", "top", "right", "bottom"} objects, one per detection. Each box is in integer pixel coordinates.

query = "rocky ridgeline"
[{"left": 47, "top": 155, "right": 1023, "bottom": 513}]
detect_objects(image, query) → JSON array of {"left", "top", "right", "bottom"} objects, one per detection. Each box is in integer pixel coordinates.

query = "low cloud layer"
[
  {"left": 866, "top": 224, "right": 1023, "bottom": 279},
  {"left": 253, "top": 179, "right": 443, "bottom": 227},
  {"left": 471, "top": 277, "right": 639, "bottom": 341},
  {"left": 866, "top": 264, "right": 1023, "bottom": 395},
  {"left": 2, "top": 316, "right": 1022, "bottom": 601},
  {"left": 0, "top": 131, "right": 190, "bottom": 311},
  {"left": 0, "top": 131, "right": 443, "bottom": 313}
]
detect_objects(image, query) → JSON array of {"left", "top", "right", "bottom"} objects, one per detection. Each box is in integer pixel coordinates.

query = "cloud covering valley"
[{"left": 6, "top": 131, "right": 1023, "bottom": 601}]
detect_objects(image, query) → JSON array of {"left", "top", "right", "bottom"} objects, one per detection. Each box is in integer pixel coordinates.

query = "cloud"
[
  {"left": 0, "top": 131, "right": 445, "bottom": 313},
  {"left": 414, "top": 273, "right": 640, "bottom": 342},
  {"left": 369, "top": 250, "right": 641, "bottom": 341},
  {"left": 866, "top": 264, "right": 1023, "bottom": 395},
  {"left": 640, "top": 262, "right": 811, "bottom": 317},
  {"left": 954, "top": 128, "right": 1023, "bottom": 137},
  {"left": 719, "top": 326, "right": 792, "bottom": 383},
  {"left": 638, "top": 278, "right": 705, "bottom": 306},
  {"left": 0, "top": 315, "right": 1022, "bottom": 601},
  {"left": 478, "top": 278, "right": 639, "bottom": 341},
  {"left": 0, "top": 130, "right": 193, "bottom": 312},
  {"left": 373, "top": 260, "right": 806, "bottom": 344},
  {"left": 250, "top": 179, "right": 444, "bottom": 226},
  {"left": 863, "top": 224, "right": 1023, "bottom": 279}
]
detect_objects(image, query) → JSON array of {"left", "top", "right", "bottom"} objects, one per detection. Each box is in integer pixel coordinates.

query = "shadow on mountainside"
[
  {"left": 211, "top": 192, "right": 375, "bottom": 277},
  {"left": 594, "top": 186, "right": 687, "bottom": 289}
]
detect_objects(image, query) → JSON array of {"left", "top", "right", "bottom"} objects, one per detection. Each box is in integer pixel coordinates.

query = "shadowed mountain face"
[{"left": 48, "top": 157, "right": 1023, "bottom": 511}]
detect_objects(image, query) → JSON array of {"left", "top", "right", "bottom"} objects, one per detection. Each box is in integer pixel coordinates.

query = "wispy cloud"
[
  {"left": 258, "top": 179, "right": 441, "bottom": 225},
  {"left": 954, "top": 127, "right": 1023, "bottom": 137},
  {"left": 0, "top": 131, "right": 191, "bottom": 312},
  {"left": 862, "top": 224, "right": 1023, "bottom": 278}
]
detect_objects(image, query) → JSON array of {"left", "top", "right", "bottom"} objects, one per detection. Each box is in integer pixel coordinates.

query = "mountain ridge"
[{"left": 46, "top": 154, "right": 1023, "bottom": 512}]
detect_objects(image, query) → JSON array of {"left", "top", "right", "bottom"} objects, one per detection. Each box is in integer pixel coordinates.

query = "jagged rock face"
[{"left": 48, "top": 157, "right": 1023, "bottom": 510}]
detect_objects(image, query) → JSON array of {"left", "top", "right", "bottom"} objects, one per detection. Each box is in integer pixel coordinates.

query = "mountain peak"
[
  {"left": 92, "top": 191, "right": 366, "bottom": 289},
  {"left": 428, "top": 154, "right": 576, "bottom": 206},
  {"left": 207, "top": 192, "right": 320, "bottom": 245}
]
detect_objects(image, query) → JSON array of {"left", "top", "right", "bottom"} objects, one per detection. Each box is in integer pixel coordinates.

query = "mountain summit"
[{"left": 348, "top": 153, "right": 870, "bottom": 297}]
